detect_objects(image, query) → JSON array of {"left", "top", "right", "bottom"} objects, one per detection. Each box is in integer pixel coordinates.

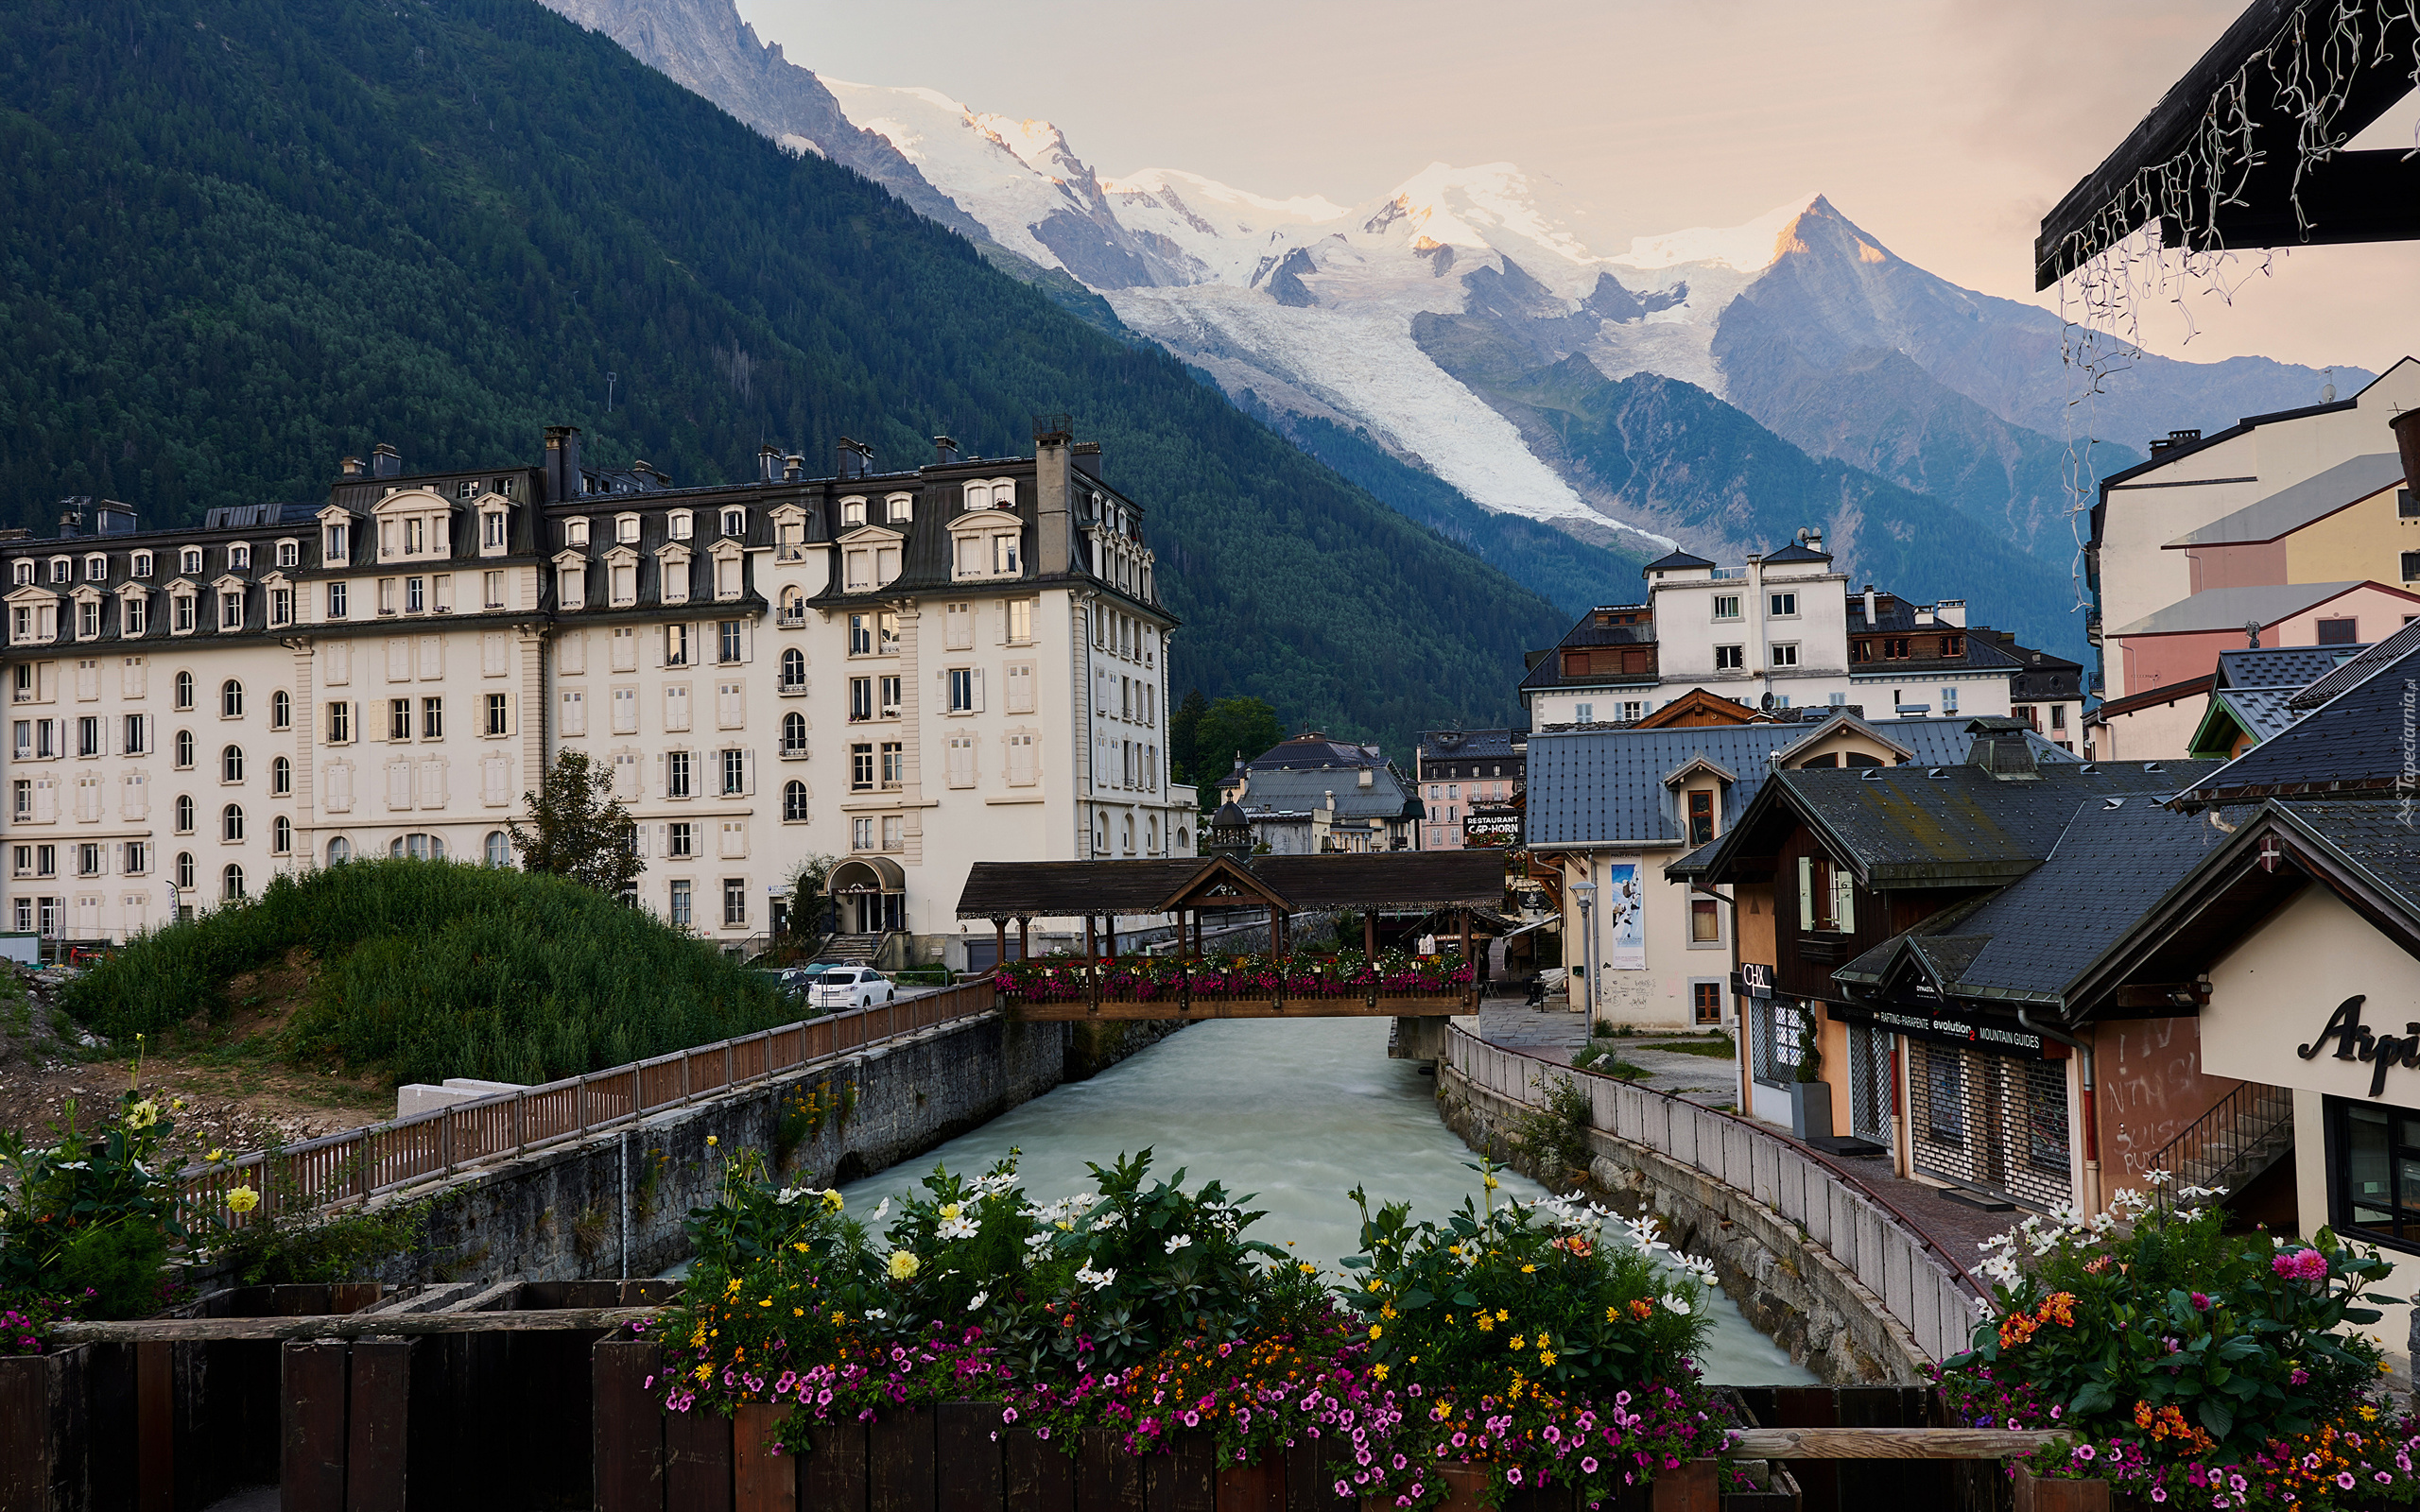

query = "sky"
[{"left": 737, "top": 0, "right": 2420, "bottom": 375}]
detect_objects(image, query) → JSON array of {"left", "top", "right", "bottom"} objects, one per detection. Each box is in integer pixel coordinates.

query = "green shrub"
[
  {"left": 207, "top": 1198, "right": 431, "bottom": 1286},
  {"left": 61, "top": 859, "right": 788, "bottom": 1084},
  {"left": 2, "top": 1089, "right": 187, "bottom": 1320},
  {"left": 52, "top": 1220, "right": 169, "bottom": 1319}
]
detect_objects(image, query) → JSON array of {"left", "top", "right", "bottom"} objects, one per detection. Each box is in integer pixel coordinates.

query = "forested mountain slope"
[{"left": 0, "top": 0, "right": 1573, "bottom": 750}]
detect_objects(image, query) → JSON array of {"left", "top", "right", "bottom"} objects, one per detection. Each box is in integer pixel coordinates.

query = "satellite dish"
[{"left": 1759, "top": 692, "right": 1774, "bottom": 712}]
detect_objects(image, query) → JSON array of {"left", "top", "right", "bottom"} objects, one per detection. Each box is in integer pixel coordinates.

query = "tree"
[
  {"left": 1189, "top": 696, "right": 1285, "bottom": 798},
  {"left": 510, "top": 751, "right": 644, "bottom": 898},
  {"left": 785, "top": 854, "right": 841, "bottom": 945},
  {"left": 1168, "top": 687, "right": 1209, "bottom": 786}
]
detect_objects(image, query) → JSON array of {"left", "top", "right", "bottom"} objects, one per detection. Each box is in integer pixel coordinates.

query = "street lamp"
[{"left": 1569, "top": 878, "right": 1597, "bottom": 1020}]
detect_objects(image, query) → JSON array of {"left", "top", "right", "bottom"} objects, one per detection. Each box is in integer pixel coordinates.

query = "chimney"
[
  {"left": 783, "top": 454, "right": 804, "bottom": 483},
  {"left": 1934, "top": 598, "right": 1966, "bottom": 629},
  {"left": 759, "top": 444, "right": 781, "bottom": 484},
  {"left": 836, "top": 438, "right": 873, "bottom": 480},
  {"left": 57, "top": 499, "right": 83, "bottom": 538},
  {"left": 370, "top": 443, "right": 403, "bottom": 479},
  {"left": 2148, "top": 427, "right": 2203, "bottom": 455},
  {"left": 2393, "top": 408, "right": 2420, "bottom": 507},
  {"left": 1862, "top": 584, "right": 1877, "bottom": 626},
  {"left": 339, "top": 455, "right": 365, "bottom": 478},
  {"left": 934, "top": 436, "right": 960, "bottom": 466},
  {"left": 95, "top": 503, "right": 137, "bottom": 536},
  {"left": 544, "top": 425, "right": 583, "bottom": 503},
  {"left": 1034, "top": 416, "right": 1075, "bottom": 575}
]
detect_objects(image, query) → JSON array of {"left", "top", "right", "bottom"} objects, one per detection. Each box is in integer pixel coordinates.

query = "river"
[{"left": 835, "top": 1016, "right": 1815, "bottom": 1385}]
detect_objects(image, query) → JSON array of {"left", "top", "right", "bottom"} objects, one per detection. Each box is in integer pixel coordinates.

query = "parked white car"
[{"left": 808, "top": 967, "right": 895, "bottom": 1011}]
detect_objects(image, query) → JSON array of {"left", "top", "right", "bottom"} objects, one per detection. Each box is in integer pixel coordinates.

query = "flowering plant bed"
[
  {"left": 649, "top": 1147, "right": 1735, "bottom": 1508},
  {"left": 992, "top": 949, "right": 1475, "bottom": 1005},
  {"left": 1938, "top": 1176, "right": 2411, "bottom": 1509}
]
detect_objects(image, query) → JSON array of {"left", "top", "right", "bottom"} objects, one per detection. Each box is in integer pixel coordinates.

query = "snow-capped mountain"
[{"left": 541, "top": 0, "right": 2355, "bottom": 583}]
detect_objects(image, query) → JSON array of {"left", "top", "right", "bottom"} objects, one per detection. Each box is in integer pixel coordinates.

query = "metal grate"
[
  {"left": 1749, "top": 999, "right": 1806, "bottom": 1087},
  {"left": 1909, "top": 1040, "right": 2073, "bottom": 1211},
  {"left": 1850, "top": 1025, "right": 1894, "bottom": 1146}
]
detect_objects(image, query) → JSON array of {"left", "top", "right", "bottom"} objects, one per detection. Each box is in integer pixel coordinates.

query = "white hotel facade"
[{"left": 0, "top": 424, "right": 1195, "bottom": 967}]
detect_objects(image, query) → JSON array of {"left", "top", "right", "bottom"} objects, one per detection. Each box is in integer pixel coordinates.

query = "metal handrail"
[
  {"left": 2143, "top": 1078, "right": 2294, "bottom": 1193},
  {"left": 1447, "top": 1025, "right": 1991, "bottom": 1306},
  {"left": 180, "top": 981, "right": 997, "bottom": 1228}
]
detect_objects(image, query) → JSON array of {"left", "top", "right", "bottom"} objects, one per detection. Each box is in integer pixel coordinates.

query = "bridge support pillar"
[{"left": 1390, "top": 1016, "right": 1448, "bottom": 1062}]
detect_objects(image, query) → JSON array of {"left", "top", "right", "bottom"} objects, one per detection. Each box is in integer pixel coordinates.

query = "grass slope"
[
  {"left": 62, "top": 860, "right": 786, "bottom": 1086},
  {"left": 0, "top": 0, "right": 1565, "bottom": 751}
]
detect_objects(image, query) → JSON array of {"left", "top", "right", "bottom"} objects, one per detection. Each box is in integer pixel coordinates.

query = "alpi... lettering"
[{"left": 2298, "top": 994, "right": 2420, "bottom": 1096}]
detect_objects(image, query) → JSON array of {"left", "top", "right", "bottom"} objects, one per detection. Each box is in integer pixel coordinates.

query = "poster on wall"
[{"left": 1604, "top": 857, "right": 1646, "bottom": 970}]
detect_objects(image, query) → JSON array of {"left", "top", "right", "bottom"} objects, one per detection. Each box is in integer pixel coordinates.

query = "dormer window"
[
  {"left": 268, "top": 586, "right": 293, "bottom": 627},
  {"left": 219, "top": 590, "right": 245, "bottom": 629},
  {"left": 228, "top": 543, "right": 251, "bottom": 570},
  {"left": 403, "top": 518, "right": 426, "bottom": 555},
  {"left": 610, "top": 561, "right": 637, "bottom": 606},
  {"left": 84, "top": 555, "right": 106, "bottom": 582},
  {"left": 11, "top": 562, "right": 31, "bottom": 587},
  {"left": 321, "top": 524, "right": 347, "bottom": 563},
  {"left": 615, "top": 514, "right": 641, "bottom": 544},
  {"left": 841, "top": 497, "right": 868, "bottom": 527},
  {"left": 171, "top": 593, "right": 196, "bottom": 634},
  {"left": 962, "top": 479, "right": 1015, "bottom": 511},
  {"left": 481, "top": 510, "right": 507, "bottom": 550},
  {"left": 668, "top": 510, "right": 693, "bottom": 541},
  {"left": 457, "top": 480, "right": 479, "bottom": 500},
  {"left": 274, "top": 540, "right": 299, "bottom": 568},
  {"left": 886, "top": 494, "right": 913, "bottom": 524},
  {"left": 180, "top": 548, "right": 202, "bottom": 576},
  {"left": 48, "top": 558, "right": 70, "bottom": 585},
  {"left": 565, "top": 518, "right": 590, "bottom": 547},
  {"left": 720, "top": 508, "right": 746, "bottom": 538}
]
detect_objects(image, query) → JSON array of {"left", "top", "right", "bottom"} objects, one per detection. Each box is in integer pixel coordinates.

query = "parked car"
[{"left": 807, "top": 967, "right": 895, "bottom": 1011}]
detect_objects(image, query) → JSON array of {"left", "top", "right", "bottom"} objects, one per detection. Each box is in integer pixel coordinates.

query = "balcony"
[
  {"left": 779, "top": 743, "right": 810, "bottom": 761},
  {"left": 777, "top": 680, "right": 807, "bottom": 697},
  {"left": 776, "top": 608, "right": 807, "bottom": 627}
]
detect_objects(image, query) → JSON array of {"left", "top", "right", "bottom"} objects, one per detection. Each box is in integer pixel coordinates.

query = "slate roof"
[
  {"left": 2163, "top": 454, "right": 2406, "bottom": 546},
  {"left": 2213, "top": 644, "right": 2362, "bottom": 690},
  {"left": 2175, "top": 636, "right": 2420, "bottom": 805},
  {"left": 1759, "top": 541, "right": 1834, "bottom": 565},
  {"left": 2271, "top": 799, "right": 2420, "bottom": 915},
  {"left": 1525, "top": 715, "right": 2079, "bottom": 850},
  {"left": 1249, "top": 733, "right": 1388, "bottom": 771},
  {"left": 2109, "top": 581, "right": 2369, "bottom": 637},
  {"left": 2204, "top": 686, "right": 2302, "bottom": 746},
  {"left": 1229, "top": 764, "right": 1422, "bottom": 823},
  {"left": 1835, "top": 798, "right": 2235, "bottom": 1001},
  {"left": 2285, "top": 615, "right": 2420, "bottom": 711},
  {"left": 1642, "top": 550, "right": 1716, "bottom": 572},
  {"left": 1753, "top": 760, "right": 2225, "bottom": 888},
  {"left": 953, "top": 852, "right": 1504, "bottom": 919},
  {"left": 1420, "top": 728, "right": 1524, "bottom": 760}
]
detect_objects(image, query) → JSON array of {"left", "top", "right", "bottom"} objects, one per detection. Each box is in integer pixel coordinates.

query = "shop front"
[{"left": 1831, "top": 998, "right": 2075, "bottom": 1211}]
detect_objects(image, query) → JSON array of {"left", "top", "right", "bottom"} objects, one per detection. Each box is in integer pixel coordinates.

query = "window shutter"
[
  {"left": 419, "top": 636, "right": 443, "bottom": 679},
  {"left": 388, "top": 760, "right": 412, "bottom": 811},
  {"left": 742, "top": 749, "right": 755, "bottom": 796},
  {"left": 970, "top": 668, "right": 984, "bottom": 713},
  {"left": 1796, "top": 855, "right": 1814, "bottom": 932},
  {"left": 1834, "top": 867, "right": 1856, "bottom": 935},
  {"left": 386, "top": 638, "right": 409, "bottom": 681}
]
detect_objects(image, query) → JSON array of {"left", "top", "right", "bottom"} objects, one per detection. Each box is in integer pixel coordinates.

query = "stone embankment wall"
[
  {"left": 1437, "top": 1057, "right": 1934, "bottom": 1386},
  {"left": 264, "top": 1015, "right": 1181, "bottom": 1288}
]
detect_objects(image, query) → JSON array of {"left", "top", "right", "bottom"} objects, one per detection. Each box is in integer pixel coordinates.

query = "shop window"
[
  {"left": 1748, "top": 1000, "right": 1804, "bottom": 1088},
  {"left": 2336, "top": 1098, "right": 2420, "bottom": 1250}
]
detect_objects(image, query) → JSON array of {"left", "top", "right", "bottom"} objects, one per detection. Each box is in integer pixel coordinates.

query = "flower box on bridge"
[{"left": 993, "top": 953, "right": 1478, "bottom": 1020}]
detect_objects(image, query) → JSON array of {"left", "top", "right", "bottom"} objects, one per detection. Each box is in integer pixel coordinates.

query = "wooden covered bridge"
[{"left": 954, "top": 850, "right": 1508, "bottom": 1023}]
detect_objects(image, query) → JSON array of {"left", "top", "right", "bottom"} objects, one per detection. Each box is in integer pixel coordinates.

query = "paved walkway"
[{"left": 1471, "top": 1000, "right": 2010, "bottom": 1293}]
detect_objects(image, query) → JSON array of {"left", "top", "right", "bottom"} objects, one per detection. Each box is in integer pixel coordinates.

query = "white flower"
[
  {"left": 1164, "top": 1233, "right": 1193, "bottom": 1254},
  {"left": 872, "top": 1198, "right": 890, "bottom": 1224},
  {"left": 1676, "top": 1253, "right": 1718, "bottom": 1286},
  {"left": 1092, "top": 1211, "right": 1124, "bottom": 1231},
  {"left": 1075, "top": 1264, "right": 1117, "bottom": 1289},
  {"left": 967, "top": 1291, "right": 989, "bottom": 1312},
  {"left": 1024, "top": 1231, "right": 1051, "bottom": 1250},
  {"left": 938, "top": 1214, "right": 980, "bottom": 1241},
  {"left": 775, "top": 1185, "right": 810, "bottom": 1205},
  {"left": 864, "top": 1308, "right": 888, "bottom": 1320},
  {"left": 1660, "top": 1293, "right": 1693, "bottom": 1315},
  {"left": 2144, "top": 1168, "right": 2174, "bottom": 1188}
]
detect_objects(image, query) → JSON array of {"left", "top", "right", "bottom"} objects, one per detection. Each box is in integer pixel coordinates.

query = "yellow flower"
[
  {"left": 694, "top": 1363, "right": 713, "bottom": 1382},
  {"left": 706, "top": 1135, "right": 718, "bottom": 1146},
  {"left": 822, "top": 1190, "right": 844, "bottom": 1211},
  {"left": 939, "top": 1203, "right": 961, "bottom": 1221},
  {"left": 831, "top": 1311, "right": 846, "bottom": 1325},
  {"left": 125, "top": 1100, "right": 160, "bottom": 1130},
  {"left": 1366, "top": 1280, "right": 1381, "bottom": 1293},
  {"left": 1483, "top": 1174, "right": 1499, "bottom": 1191},
  {"left": 758, "top": 1298, "right": 771, "bottom": 1308},
  {"left": 1475, "top": 1314, "right": 1495, "bottom": 1332},
  {"left": 1495, "top": 1310, "right": 1509, "bottom": 1322},
  {"left": 1371, "top": 1363, "right": 1390, "bottom": 1381},
  {"left": 1539, "top": 1350, "right": 1557, "bottom": 1367},
  {"left": 793, "top": 1242, "right": 810, "bottom": 1253},
  {"left": 1521, "top": 1263, "right": 1535, "bottom": 1274},
  {"left": 793, "top": 1308, "right": 804, "bottom": 1317},
  {"left": 887, "top": 1249, "right": 921, "bottom": 1280},
  {"left": 205, "top": 1147, "right": 228, "bottom": 1164},
  {"left": 1367, "top": 1324, "right": 1383, "bottom": 1340},
  {"left": 225, "top": 1185, "right": 260, "bottom": 1213},
  {"left": 1297, "top": 1263, "right": 1316, "bottom": 1275},
  {"left": 1510, "top": 1335, "right": 1527, "bottom": 1350}
]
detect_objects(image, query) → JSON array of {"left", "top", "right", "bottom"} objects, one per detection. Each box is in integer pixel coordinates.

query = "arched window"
[
  {"left": 327, "top": 836, "right": 352, "bottom": 866},
  {"left": 485, "top": 831, "right": 510, "bottom": 867},
  {"left": 272, "top": 815, "right": 293, "bottom": 853},
  {"left": 175, "top": 730, "right": 194, "bottom": 768},
  {"left": 222, "top": 745, "right": 244, "bottom": 782},
  {"left": 271, "top": 756, "right": 291, "bottom": 797},
  {"left": 222, "top": 804, "right": 244, "bottom": 842},
  {"left": 223, "top": 864, "right": 245, "bottom": 900},
  {"left": 1122, "top": 815, "right": 1134, "bottom": 853},
  {"left": 174, "top": 795, "right": 195, "bottom": 833},
  {"left": 173, "top": 671, "right": 194, "bottom": 710},
  {"left": 780, "top": 647, "right": 805, "bottom": 690},
  {"left": 389, "top": 833, "right": 443, "bottom": 861},
  {"left": 781, "top": 712, "right": 807, "bottom": 754},
  {"left": 270, "top": 690, "right": 291, "bottom": 730},
  {"left": 175, "top": 851, "right": 194, "bottom": 889},
  {"left": 783, "top": 781, "right": 808, "bottom": 821},
  {"left": 221, "top": 679, "right": 243, "bottom": 718}
]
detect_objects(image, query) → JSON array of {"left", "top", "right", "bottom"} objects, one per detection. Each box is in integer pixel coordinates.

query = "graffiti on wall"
[{"left": 2096, "top": 1017, "right": 2238, "bottom": 1184}]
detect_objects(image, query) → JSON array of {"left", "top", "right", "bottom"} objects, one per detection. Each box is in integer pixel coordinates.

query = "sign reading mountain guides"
[{"left": 1828, "top": 1001, "right": 2048, "bottom": 1057}]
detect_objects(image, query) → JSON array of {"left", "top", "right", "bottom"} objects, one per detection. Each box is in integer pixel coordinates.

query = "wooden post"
[
  {"left": 1105, "top": 914, "right": 1116, "bottom": 959},
  {"left": 1017, "top": 916, "right": 1029, "bottom": 962},
  {"left": 1460, "top": 907, "right": 1475, "bottom": 1006},
  {"left": 993, "top": 918, "right": 1008, "bottom": 972},
  {"left": 1650, "top": 1460, "right": 1720, "bottom": 1512},
  {"left": 591, "top": 1339, "right": 664, "bottom": 1512},
  {"left": 281, "top": 1340, "right": 349, "bottom": 1512},
  {"left": 733, "top": 1401, "right": 795, "bottom": 1512},
  {"left": 346, "top": 1338, "right": 412, "bottom": 1512},
  {"left": 1363, "top": 910, "right": 1377, "bottom": 962},
  {"left": 136, "top": 1339, "right": 170, "bottom": 1512},
  {"left": 1083, "top": 916, "right": 1097, "bottom": 961},
  {"left": 2014, "top": 1464, "right": 2112, "bottom": 1512}
]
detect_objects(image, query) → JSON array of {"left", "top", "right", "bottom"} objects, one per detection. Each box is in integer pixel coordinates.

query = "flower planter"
[
  {"left": 2013, "top": 1464, "right": 2113, "bottom": 1512},
  {"left": 1788, "top": 1081, "right": 1832, "bottom": 1142}
]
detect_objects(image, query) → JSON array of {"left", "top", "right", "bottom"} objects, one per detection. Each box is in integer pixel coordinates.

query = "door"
[
  {"left": 1849, "top": 1026, "right": 1894, "bottom": 1146},
  {"left": 1909, "top": 1040, "right": 2072, "bottom": 1210}
]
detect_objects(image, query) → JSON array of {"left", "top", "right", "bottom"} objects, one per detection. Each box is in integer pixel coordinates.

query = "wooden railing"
[
  {"left": 1444, "top": 1025, "right": 1992, "bottom": 1364},
  {"left": 179, "top": 981, "right": 999, "bottom": 1228}
]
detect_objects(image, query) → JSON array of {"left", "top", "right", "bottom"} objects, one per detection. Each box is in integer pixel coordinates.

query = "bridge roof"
[{"left": 954, "top": 850, "right": 1504, "bottom": 919}]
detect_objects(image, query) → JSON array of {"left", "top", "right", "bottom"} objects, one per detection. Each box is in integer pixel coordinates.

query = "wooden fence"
[
  {"left": 180, "top": 982, "right": 999, "bottom": 1228},
  {"left": 1443, "top": 1025, "right": 1991, "bottom": 1363}
]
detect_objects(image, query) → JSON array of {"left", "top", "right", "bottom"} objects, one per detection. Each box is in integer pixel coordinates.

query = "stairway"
[
  {"left": 2145, "top": 1080, "right": 2296, "bottom": 1197},
  {"left": 811, "top": 932, "right": 890, "bottom": 968}
]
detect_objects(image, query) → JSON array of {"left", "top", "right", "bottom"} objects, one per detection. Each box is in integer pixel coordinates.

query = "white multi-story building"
[
  {"left": 1516, "top": 528, "right": 2055, "bottom": 730},
  {"left": 0, "top": 423, "right": 1195, "bottom": 967}
]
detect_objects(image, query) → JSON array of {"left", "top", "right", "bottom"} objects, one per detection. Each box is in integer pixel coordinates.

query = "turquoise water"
[{"left": 833, "top": 1016, "right": 1816, "bottom": 1385}]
